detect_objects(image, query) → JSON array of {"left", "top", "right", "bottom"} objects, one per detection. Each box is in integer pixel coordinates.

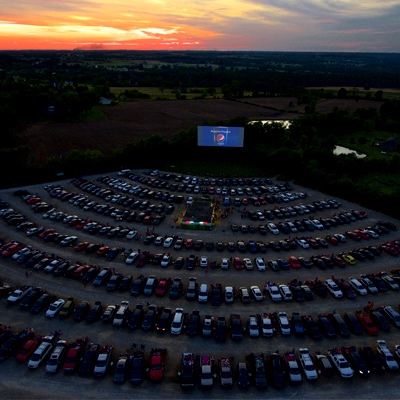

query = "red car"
[
  {"left": 325, "top": 235, "right": 339, "bottom": 246},
  {"left": 1, "top": 242, "right": 25, "bottom": 257},
  {"left": 74, "top": 242, "right": 90, "bottom": 252},
  {"left": 355, "top": 312, "right": 378, "bottom": 335},
  {"left": 96, "top": 246, "right": 109, "bottom": 257},
  {"left": 307, "top": 238, "right": 320, "bottom": 249},
  {"left": 184, "top": 239, "right": 193, "bottom": 249},
  {"left": 233, "top": 257, "right": 244, "bottom": 270},
  {"left": 354, "top": 230, "right": 370, "bottom": 240},
  {"left": 16, "top": 339, "right": 40, "bottom": 362},
  {"left": 149, "top": 348, "right": 166, "bottom": 381},
  {"left": 331, "top": 256, "right": 346, "bottom": 268},
  {"left": 289, "top": 256, "right": 301, "bottom": 269},
  {"left": 155, "top": 279, "right": 168, "bottom": 297},
  {"left": 63, "top": 337, "right": 88, "bottom": 373},
  {"left": 39, "top": 228, "right": 56, "bottom": 239},
  {"left": 345, "top": 231, "right": 362, "bottom": 241}
]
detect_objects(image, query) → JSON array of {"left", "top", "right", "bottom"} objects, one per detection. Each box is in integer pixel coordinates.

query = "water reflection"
[{"left": 333, "top": 145, "right": 366, "bottom": 158}]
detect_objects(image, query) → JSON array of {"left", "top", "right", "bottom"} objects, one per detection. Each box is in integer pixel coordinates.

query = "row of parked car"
[{"left": 181, "top": 340, "right": 400, "bottom": 390}]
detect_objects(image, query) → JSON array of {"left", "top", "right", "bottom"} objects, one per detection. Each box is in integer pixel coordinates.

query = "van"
[
  {"left": 185, "top": 277, "right": 198, "bottom": 301},
  {"left": 45, "top": 340, "right": 67, "bottom": 374},
  {"left": 28, "top": 338, "right": 53, "bottom": 368}
]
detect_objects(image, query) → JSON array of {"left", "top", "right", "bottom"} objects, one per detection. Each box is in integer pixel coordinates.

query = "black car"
[
  {"left": 343, "top": 312, "right": 364, "bottom": 335},
  {"left": 86, "top": 301, "right": 103, "bottom": 322},
  {"left": 328, "top": 313, "right": 351, "bottom": 338},
  {"left": 118, "top": 275, "right": 133, "bottom": 292},
  {"left": 73, "top": 301, "right": 90, "bottom": 322},
  {"left": 210, "top": 284, "right": 222, "bottom": 306},
  {"left": 141, "top": 305, "right": 158, "bottom": 331},
  {"left": 20, "top": 287, "right": 44, "bottom": 310},
  {"left": 30, "top": 293, "right": 52, "bottom": 315},
  {"left": 127, "top": 304, "right": 145, "bottom": 330},
  {"left": 93, "top": 268, "right": 112, "bottom": 287},
  {"left": 359, "top": 346, "right": 385, "bottom": 373},
  {"left": 370, "top": 310, "right": 391, "bottom": 332},
  {"left": 215, "top": 316, "right": 227, "bottom": 342},
  {"left": 79, "top": 343, "right": 100, "bottom": 375},
  {"left": 169, "top": 278, "right": 183, "bottom": 300},
  {"left": 82, "top": 267, "right": 98, "bottom": 283},
  {"left": 343, "top": 346, "right": 370, "bottom": 377},
  {"left": 130, "top": 277, "right": 145, "bottom": 296},
  {"left": 317, "top": 316, "right": 337, "bottom": 338},
  {"left": 250, "top": 353, "right": 268, "bottom": 389},
  {"left": 130, "top": 350, "right": 145, "bottom": 385},
  {"left": 268, "top": 352, "right": 285, "bottom": 389},
  {"left": 314, "top": 352, "right": 334, "bottom": 376},
  {"left": 186, "top": 310, "right": 201, "bottom": 337},
  {"left": 155, "top": 308, "right": 173, "bottom": 333},
  {"left": 237, "top": 362, "right": 251, "bottom": 388},
  {"left": 302, "top": 315, "right": 323, "bottom": 340},
  {"left": 106, "top": 274, "right": 123, "bottom": 292}
]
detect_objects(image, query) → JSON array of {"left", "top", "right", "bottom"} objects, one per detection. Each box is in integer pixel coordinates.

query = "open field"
[{"left": 16, "top": 97, "right": 387, "bottom": 163}]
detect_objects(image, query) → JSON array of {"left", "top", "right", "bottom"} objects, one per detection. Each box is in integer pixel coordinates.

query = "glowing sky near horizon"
[{"left": 1, "top": 0, "right": 399, "bottom": 51}]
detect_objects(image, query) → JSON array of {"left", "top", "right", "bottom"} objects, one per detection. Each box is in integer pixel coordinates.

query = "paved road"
[{"left": 0, "top": 170, "right": 399, "bottom": 399}]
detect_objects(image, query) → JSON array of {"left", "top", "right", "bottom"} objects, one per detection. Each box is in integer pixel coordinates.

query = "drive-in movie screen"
[{"left": 197, "top": 126, "right": 244, "bottom": 147}]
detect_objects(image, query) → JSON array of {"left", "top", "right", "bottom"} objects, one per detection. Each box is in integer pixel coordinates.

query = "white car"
[
  {"left": 243, "top": 258, "right": 253, "bottom": 270},
  {"left": 28, "top": 337, "right": 53, "bottom": 369},
  {"left": 186, "top": 196, "right": 194, "bottom": 205},
  {"left": 298, "top": 348, "right": 318, "bottom": 380},
  {"left": 328, "top": 350, "right": 354, "bottom": 378},
  {"left": 60, "top": 236, "right": 77, "bottom": 246},
  {"left": 163, "top": 237, "right": 174, "bottom": 248},
  {"left": 380, "top": 272, "right": 400, "bottom": 291},
  {"left": 160, "top": 254, "right": 171, "bottom": 267},
  {"left": 255, "top": 257, "right": 266, "bottom": 272},
  {"left": 45, "top": 299, "right": 65, "bottom": 318},
  {"left": 285, "top": 353, "right": 302, "bottom": 383},
  {"left": 349, "top": 277, "right": 368, "bottom": 296},
  {"left": 221, "top": 258, "right": 230, "bottom": 270},
  {"left": 325, "top": 279, "right": 343, "bottom": 298},
  {"left": 279, "top": 284, "right": 293, "bottom": 301},
  {"left": 170, "top": 308, "right": 184, "bottom": 335},
  {"left": 199, "top": 256, "right": 208, "bottom": 268},
  {"left": 267, "top": 223, "right": 279, "bottom": 235},
  {"left": 198, "top": 284, "right": 208, "bottom": 303},
  {"left": 125, "top": 251, "right": 139, "bottom": 265},
  {"left": 278, "top": 312, "right": 291, "bottom": 335},
  {"left": 261, "top": 315, "right": 274, "bottom": 337},
  {"left": 296, "top": 239, "right": 310, "bottom": 249},
  {"left": 365, "top": 229, "right": 379, "bottom": 239},
  {"left": 250, "top": 286, "right": 263, "bottom": 301},
  {"left": 376, "top": 340, "right": 399, "bottom": 370},
  {"left": 126, "top": 230, "right": 138, "bottom": 240},
  {"left": 312, "top": 219, "right": 324, "bottom": 230},
  {"left": 154, "top": 236, "right": 163, "bottom": 246},
  {"left": 286, "top": 221, "right": 297, "bottom": 233},
  {"left": 225, "top": 287, "right": 234, "bottom": 304},
  {"left": 248, "top": 315, "right": 260, "bottom": 337},
  {"left": 268, "top": 285, "right": 282, "bottom": 302}
]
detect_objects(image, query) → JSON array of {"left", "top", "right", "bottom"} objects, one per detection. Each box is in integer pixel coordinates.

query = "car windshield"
[
  {"left": 305, "top": 363, "right": 314, "bottom": 371},
  {"left": 339, "top": 361, "right": 349, "bottom": 368},
  {"left": 30, "top": 353, "right": 40, "bottom": 361},
  {"left": 152, "top": 363, "right": 161, "bottom": 370},
  {"left": 290, "top": 367, "right": 300, "bottom": 374}
]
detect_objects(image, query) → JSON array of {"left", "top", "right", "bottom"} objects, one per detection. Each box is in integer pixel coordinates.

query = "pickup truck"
[
  {"left": 7, "top": 286, "right": 32, "bottom": 305},
  {"left": 199, "top": 355, "right": 214, "bottom": 388},
  {"left": 149, "top": 348, "right": 166, "bottom": 381},
  {"left": 93, "top": 345, "right": 114, "bottom": 377},
  {"left": 180, "top": 352, "right": 195, "bottom": 388}
]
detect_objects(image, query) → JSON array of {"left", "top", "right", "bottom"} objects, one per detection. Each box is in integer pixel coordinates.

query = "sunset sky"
[{"left": 1, "top": 0, "right": 399, "bottom": 51}]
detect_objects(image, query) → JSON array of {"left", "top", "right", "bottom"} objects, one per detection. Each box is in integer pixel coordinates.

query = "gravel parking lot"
[{"left": 0, "top": 170, "right": 399, "bottom": 399}]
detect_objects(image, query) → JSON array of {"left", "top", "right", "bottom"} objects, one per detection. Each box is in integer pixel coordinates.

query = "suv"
[
  {"left": 78, "top": 343, "right": 100, "bottom": 375},
  {"left": 325, "top": 279, "right": 343, "bottom": 298},
  {"left": 28, "top": 337, "right": 53, "bottom": 369},
  {"left": 279, "top": 284, "right": 293, "bottom": 301},
  {"left": 298, "top": 348, "right": 318, "bottom": 380},
  {"left": 143, "top": 275, "right": 158, "bottom": 296},
  {"left": 383, "top": 305, "right": 400, "bottom": 328},
  {"left": 113, "top": 301, "right": 129, "bottom": 326},
  {"left": 230, "top": 314, "right": 243, "bottom": 340}
]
